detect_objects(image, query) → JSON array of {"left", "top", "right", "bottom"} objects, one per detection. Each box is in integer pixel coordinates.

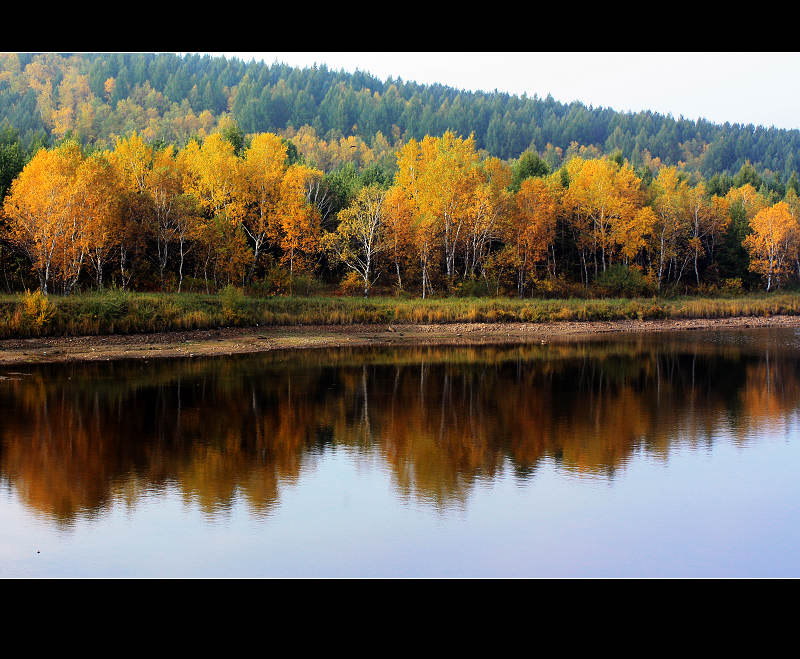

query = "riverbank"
[
  {"left": 2, "top": 314, "right": 800, "bottom": 366},
  {"left": 4, "top": 290, "right": 800, "bottom": 340}
]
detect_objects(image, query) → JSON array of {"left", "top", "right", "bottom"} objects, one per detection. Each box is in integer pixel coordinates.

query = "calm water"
[{"left": 2, "top": 328, "right": 800, "bottom": 577}]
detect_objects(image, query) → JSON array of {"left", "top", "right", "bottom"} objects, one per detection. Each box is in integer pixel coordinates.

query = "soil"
[{"left": 2, "top": 315, "right": 800, "bottom": 366}]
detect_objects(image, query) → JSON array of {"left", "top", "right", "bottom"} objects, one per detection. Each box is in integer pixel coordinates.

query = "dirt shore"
[{"left": 2, "top": 315, "right": 800, "bottom": 366}]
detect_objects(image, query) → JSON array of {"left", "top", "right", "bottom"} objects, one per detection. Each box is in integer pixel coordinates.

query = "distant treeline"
[{"left": 2, "top": 52, "right": 800, "bottom": 185}]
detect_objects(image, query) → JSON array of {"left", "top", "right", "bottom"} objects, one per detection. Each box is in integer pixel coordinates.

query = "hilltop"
[{"left": 1, "top": 52, "right": 799, "bottom": 182}]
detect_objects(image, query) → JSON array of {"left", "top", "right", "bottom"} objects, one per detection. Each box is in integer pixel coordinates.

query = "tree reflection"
[{"left": 2, "top": 331, "right": 799, "bottom": 525}]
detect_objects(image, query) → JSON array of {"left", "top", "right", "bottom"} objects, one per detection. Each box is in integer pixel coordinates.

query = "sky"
[{"left": 201, "top": 52, "right": 800, "bottom": 131}]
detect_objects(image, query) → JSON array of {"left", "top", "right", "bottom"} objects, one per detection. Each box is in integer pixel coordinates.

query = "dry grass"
[{"left": 2, "top": 289, "right": 800, "bottom": 339}]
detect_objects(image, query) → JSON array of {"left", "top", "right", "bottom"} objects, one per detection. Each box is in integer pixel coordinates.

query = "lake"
[{"left": 2, "top": 327, "right": 800, "bottom": 577}]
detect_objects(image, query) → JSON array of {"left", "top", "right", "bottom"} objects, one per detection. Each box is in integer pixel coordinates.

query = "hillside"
[{"left": 1, "top": 52, "right": 800, "bottom": 182}]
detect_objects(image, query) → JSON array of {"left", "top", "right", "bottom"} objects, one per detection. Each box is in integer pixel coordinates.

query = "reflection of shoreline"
[
  {"left": 1, "top": 335, "right": 799, "bottom": 526},
  {"left": 2, "top": 314, "right": 800, "bottom": 367}
]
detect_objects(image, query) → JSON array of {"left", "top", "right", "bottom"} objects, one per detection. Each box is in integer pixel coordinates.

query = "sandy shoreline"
[{"left": 1, "top": 315, "right": 800, "bottom": 366}]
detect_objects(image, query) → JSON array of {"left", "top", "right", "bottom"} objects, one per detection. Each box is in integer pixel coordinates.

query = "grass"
[{"left": 2, "top": 289, "right": 800, "bottom": 339}]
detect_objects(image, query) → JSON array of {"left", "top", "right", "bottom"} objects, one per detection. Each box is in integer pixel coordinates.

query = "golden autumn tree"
[
  {"left": 725, "top": 183, "right": 769, "bottom": 222},
  {"left": 683, "top": 181, "right": 729, "bottom": 286},
  {"left": 419, "top": 131, "right": 479, "bottom": 283},
  {"left": 165, "top": 151, "right": 203, "bottom": 293},
  {"left": 388, "top": 134, "right": 480, "bottom": 296},
  {"left": 241, "top": 133, "right": 288, "bottom": 281},
  {"left": 387, "top": 139, "right": 439, "bottom": 298},
  {"left": 2, "top": 140, "right": 121, "bottom": 294},
  {"left": 650, "top": 166, "right": 691, "bottom": 289},
  {"left": 110, "top": 131, "right": 152, "bottom": 192},
  {"left": 2, "top": 143, "right": 82, "bottom": 293},
  {"left": 464, "top": 156, "right": 512, "bottom": 279},
  {"left": 505, "top": 176, "right": 559, "bottom": 295},
  {"left": 324, "top": 184, "right": 388, "bottom": 297},
  {"left": 382, "top": 183, "right": 417, "bottom": 292},
  {"left": 54, "top": 142, "right": 92, "bottom": 295},
  {"left": 109, "top": 132, "right": 153, "bottom": 289},
  {"left": 76, "top": 151, "right": 121, "bottom": 289},
  {"left": 562, "top": 157, "right": 643, "bottom": 284},
  {"left": 181, "top": 133, "right": 250, "bottom": 290},
  {"left": 146, "top": 145, "right": 184, "bottom": 289},
  {"left": 3, "top": 149, "right": 74, "bottom": 294},
  {"left": 615, "top": 205, "right": 657, "bottom": 271},
  {"left": 276, "top": 164, "right": 322, "bottom": 289},
  {"left": 182, "top": 134, "right": 246, "bottom": 225},
  {"left": 744, "top": 201, "right": 800, "bottom": 291}
]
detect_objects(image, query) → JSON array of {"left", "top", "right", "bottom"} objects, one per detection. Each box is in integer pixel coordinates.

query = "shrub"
[
  {"left": 339, "top": 271, "right": 364, "bottom": 296},
  {"left": 220, "top": 285, "right": 246, "bottom": 323},
  {"left": 16, "top": 289, "right": 56, "bottom": 333},
  {"left": 722, "top": 278, "right": 744, "bottom": 296},
  {"left": 453, "top": 277, "right": 495, "bottom": 298},
  {"left": 180, "top": 276, "right": 207, "bottom": 293},
  {"left": 531, "top": 276, "right": 587, "bottom": 299},
  {"left": 100, "top": 287, "right": 131, "bottom": 319},
  {"left": 595, "top": 264, "right": 652, "bottom": 297},
  {"left": 249, "top": 265, "right": 291, "bottom": 297},
  {"left": 697, "top": 282, "right": 720, "bottom": 296},
  {"left": 290, "top": 273, "right": 324, "bottom": 297}
]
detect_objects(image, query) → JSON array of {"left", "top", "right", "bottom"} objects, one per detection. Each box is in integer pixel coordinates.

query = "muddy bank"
[{"left": 2, "top": 315, "right": 800, "bottom": 366}]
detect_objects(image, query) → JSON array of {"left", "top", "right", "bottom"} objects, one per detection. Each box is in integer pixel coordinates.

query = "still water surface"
[{"left": 2, "top": 328, "right": 800, "bottom": 577}]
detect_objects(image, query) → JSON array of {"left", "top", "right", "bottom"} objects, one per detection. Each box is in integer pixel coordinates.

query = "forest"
[
  {"left": 2, "top": 122, "right": 800, "bottom": 300},
  {"left": 4, "top": 53, "right": 800, "bottom": 180},
  {"left": 2, "top": 53, "right": 800, "bottom": 306}
]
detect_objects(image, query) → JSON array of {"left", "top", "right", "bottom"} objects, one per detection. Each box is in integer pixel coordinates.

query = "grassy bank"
[{"left": 3, "top": 288, "right": 800, "bottom": 339}]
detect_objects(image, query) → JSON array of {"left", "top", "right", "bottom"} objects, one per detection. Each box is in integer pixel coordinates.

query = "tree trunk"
[{"left": 177, "top": 237, "right": 185, "bottom": 293}]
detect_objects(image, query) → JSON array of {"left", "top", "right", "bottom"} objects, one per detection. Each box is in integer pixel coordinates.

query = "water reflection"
[{"left": 2, "top": 329, "right": 800, "bottom": 527}]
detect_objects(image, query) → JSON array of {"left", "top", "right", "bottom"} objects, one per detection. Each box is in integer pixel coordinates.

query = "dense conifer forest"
[{"left": 3, "top": 53, "right": 800, "bottom": 179}]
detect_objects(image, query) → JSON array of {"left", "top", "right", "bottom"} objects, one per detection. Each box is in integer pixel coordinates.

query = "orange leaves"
[
  {"left": 110, "top": 132, "right": 152, "bottom": 193},
  {"left": 241, "top": 133, "right": 288, "bottom": 239},
  {"left": 616, "top": 206, "right": 657, "bottom": 262},
  {"left": 512, "top": 176, "right": 558, "bottom": 262},
  {"left": 3, "top": 148, "right": 74, "bottom": 285},
  {"left": 7, "top": 112, "right": 800, "bottom": 298},
  {"left": 75, "top": 152, "right": 119, "bottom": 242},
  {"left": 109, "top": 127, "right": 326, "bottom": 289},
  {"left": 743, "top": 201, "right": 800, "bottom": 290},
  {"left": 391, "top": 131, "right": 485, "bottom": 287},
  {"left": 725, "top": 183, "right": 769, "bottom": 221},
  {"left": 565, "top": 158, "right": 640, "bottom": 230},
  {"left": 148, "top": 146, "right": 183, "bottom": 221},
  {"left": 182, "top": 133, "right": 245, "bottom": 224},
  {"left": 563, "top": 156, "right": 646, "bottom": 273},
  {"left": 104, "top": 77, "right": 116, "bottom": 101},
  {"left": 383, "top": 183, "right": 418, "bottom": 270},
  {"left": 500, "top": 176, "right": 560, "bottom": 292},
  {"left": 2, "top": 141, "right": 121, "bottom": 292},
  {"left": 325, "top": 185, "right": 388, "bottom": 296},
  {"left": 285, "top": 125, "right": 377, "bottom": 171},
  {"left": 276, "top": 164, "right": 322, "bottom": 276}
]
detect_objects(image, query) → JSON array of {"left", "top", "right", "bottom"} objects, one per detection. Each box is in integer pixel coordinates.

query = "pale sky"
[{"left": 201, "top": 52, "right": 800, "bottom": 131}]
